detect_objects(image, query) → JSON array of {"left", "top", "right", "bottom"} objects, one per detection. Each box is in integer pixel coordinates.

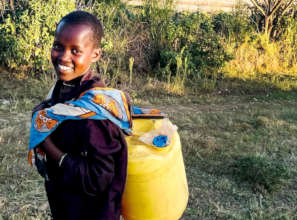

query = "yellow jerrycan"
[{"left": 122, "top": 118, "right": 189, "bottom": 220}]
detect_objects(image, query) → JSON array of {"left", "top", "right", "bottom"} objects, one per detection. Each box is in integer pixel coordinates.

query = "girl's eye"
[
  {"left": 72, "top": 49, "right": 81, "bottom": 54},
  {"left": 53, "top": 44, "right": 62, "bottom": 50}
]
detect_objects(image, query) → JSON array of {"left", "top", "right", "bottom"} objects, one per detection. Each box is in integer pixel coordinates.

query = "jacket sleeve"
[{"left": 58, "top": 119, "right": 124, "bottom": 197}]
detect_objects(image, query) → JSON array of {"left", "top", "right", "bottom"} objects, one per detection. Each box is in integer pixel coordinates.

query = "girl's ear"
[{"left": 91, "top": 48, "right": 101, "bottom": 63}]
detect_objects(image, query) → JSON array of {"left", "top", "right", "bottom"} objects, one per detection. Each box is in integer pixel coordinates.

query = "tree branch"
[
  {"left": 250, "top": 0, "right": 267, "bottom": 16},
  {"left": 280, "top": 0, "right": 295, "bottom": 18},
  {"left": 264, "top": 0, "right": 270, "bottom": 13},
  {"left": 270, "top": 0, "right": 285, "bottom": 16}
]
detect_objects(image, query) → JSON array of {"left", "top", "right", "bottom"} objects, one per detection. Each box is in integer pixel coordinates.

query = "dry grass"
[{"left": 1, "top": 72, "right": 297, "bottom": 219}]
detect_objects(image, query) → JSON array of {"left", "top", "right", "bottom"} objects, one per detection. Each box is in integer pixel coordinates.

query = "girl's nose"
[{"left": 58, "top": 49, "right": 71, "bottom": 63}]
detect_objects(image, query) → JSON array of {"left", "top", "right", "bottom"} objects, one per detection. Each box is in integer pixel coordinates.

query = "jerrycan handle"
[{"left": 132, "top": 106, "right": 166, "bottom": 119}]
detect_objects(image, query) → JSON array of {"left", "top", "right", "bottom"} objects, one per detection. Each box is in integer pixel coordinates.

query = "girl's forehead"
[
  {"left": 56, "top": 22, "right": 93, "bottom": 38},
  {"left": 54, "top": 22, "right": 96, "bottom": 49}
]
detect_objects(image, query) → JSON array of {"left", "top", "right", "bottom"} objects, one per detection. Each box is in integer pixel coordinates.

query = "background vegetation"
[
  {"left": 0, "top": 0, "right": 297, "bottom": 219},
  {"left": 1, "top": 0, "right": 296, "bottom": 90}
]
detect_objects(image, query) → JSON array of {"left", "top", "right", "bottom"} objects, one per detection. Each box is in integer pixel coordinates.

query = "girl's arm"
[{"left": 47, "top": 119, "right": 126, "bottom": 197}]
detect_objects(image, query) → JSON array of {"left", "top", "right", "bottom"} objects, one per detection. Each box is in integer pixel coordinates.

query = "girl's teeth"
[{"left": 58, "top": 65, "right": 72, "bottom": 71}]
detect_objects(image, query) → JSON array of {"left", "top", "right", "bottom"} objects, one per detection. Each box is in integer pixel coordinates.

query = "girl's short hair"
[{"left": 59, "top": 10, "right": 104, "bottom": 48}]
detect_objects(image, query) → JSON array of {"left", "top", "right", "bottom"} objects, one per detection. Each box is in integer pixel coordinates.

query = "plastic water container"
[{"left": 122, "top": 118, "right": 189, "bottom": 220}]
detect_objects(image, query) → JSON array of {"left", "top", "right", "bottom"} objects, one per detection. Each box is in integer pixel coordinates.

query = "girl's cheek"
[
  {"left": 51, "top": 50, "right": 59, "bottom": 59},
  {"left": 51, "top": 51, "right": 55, "bottom": 59}
]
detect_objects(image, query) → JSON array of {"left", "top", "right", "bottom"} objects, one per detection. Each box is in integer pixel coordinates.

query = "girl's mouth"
[{"left": 57, "top": 64, "right": 73, "bottom": 72}]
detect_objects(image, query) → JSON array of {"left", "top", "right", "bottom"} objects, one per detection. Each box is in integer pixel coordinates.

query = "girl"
[{"left": 29, "top": 11, "right": 130, "bottom": 220}]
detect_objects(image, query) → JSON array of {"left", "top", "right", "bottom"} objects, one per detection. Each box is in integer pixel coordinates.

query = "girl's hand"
[{"left": 40, "top": 136, "right": 64, "bottom": 163}]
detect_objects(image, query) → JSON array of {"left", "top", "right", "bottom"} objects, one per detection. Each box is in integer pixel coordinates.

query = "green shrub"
[
  {"left": 140, "top": 0, "right": 174, "bottom": 48},
  {"left": 231, "top": 156, "right": 290, "bottom": 193},
  {"left": 279, "top": 16, "right": 297, "bottom": 69},
  {"left": 0, "top": 0, "right": 75, "bottom": 75},
  {"left": 90, "top": 1, "right": 135, "bottom": 85},
  {"left": 212, "top": 7, "right": 255, "bottom": 43},
  {"left": 157, "top": 11, "right": 232, "bottom": 82}
]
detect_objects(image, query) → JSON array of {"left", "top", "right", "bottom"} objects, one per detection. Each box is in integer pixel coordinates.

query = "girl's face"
[{"left": 51, "top": 22, "right": 101, "bottom": 81}]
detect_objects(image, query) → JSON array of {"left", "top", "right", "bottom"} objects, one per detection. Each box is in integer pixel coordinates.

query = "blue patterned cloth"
[{"left": 28, "top": 87, "right": 132, "bottom": 163}]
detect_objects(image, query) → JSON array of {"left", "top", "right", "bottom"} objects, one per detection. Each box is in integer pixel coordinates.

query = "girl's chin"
[
  {"left": 58, "top": 73, "right": 84, "bottom": 82},
  {"left": 58, "top": 74, "right": 70, "bottom": 81}
]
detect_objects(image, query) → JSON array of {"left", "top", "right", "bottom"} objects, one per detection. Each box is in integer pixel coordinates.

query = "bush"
[
  {"left": 212, "top": 6, "right": 255, "bottom": 43},
  {"left": 221, "top": 4, "right": 297, "bottom": 90},
  {"left": 90, "top": 1, "right": 137, "bottom": 85},
  {"left": 223, "top": 33, "right": 297, "bottom": 90},
  {"left": 148, "top": 9, "right": 232, "bottom": 82},
  {"left": 279, "top": 15, "right": 297, "bottom": 69},
  {"left": 0, "top": 0, "right": 75, "bottom": 75},
  {"left": 1, "top": 0, "right": 295, "bottom": 91}
]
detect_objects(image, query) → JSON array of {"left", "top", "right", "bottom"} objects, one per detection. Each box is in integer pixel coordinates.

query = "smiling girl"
[{"left": 30, "top": 11, "right": 130, "bottom": 220}]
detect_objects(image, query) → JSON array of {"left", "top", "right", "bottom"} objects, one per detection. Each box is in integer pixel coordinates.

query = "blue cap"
[{"left": 153, "top": 135, "right": 168, "bottom": 148}]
